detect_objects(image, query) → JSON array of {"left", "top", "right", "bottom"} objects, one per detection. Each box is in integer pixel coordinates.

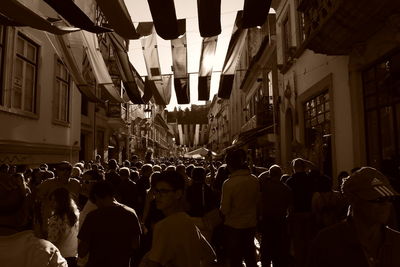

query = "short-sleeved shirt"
[
  {"left": 78, "top": 204, "right": 141, "bottom": 267},
  {"left": 0, "top": 230, "right": 67, "bottom": 267},
  {"left": 147, "top": 212, "right": 214, "bottom": 267},
  {"left": 308, "top": 218, "right": 400, "bottom": 267},
  {"left": 220, "top": 169, "right": 260, "bottom": 229}
]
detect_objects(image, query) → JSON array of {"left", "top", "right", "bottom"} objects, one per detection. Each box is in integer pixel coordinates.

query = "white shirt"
[{"left": 0, "top": 230, "right": 67, "bottom": 267}]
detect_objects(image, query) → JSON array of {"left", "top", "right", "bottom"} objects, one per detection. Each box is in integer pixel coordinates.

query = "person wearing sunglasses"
[
  {"left": 140, "top": 170, "right": 216, "bottom": 267},
  {"left": 308, "top": 167, "right": 400, "bottom": 267}
]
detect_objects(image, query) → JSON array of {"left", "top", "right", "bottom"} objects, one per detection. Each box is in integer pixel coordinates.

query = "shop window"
[
  {"left": 304, "top": 91, "right": 330, "bottom": 147},
  {"left": 363, "top": 53, "right": 400, "bottom": 169}
]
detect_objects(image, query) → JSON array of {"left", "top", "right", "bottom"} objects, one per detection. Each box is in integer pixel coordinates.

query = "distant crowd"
[{"left": 1, "top": 149, "right": 400, "bottom": 267}]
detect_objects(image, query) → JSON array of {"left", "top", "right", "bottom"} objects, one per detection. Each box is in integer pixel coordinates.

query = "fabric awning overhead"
[
  {"left": 153, "top": 75, "right": 172, "bottom": 106},
  {"left": 147, "top": 0, "right": 180, "bottom": 40},
  {"left": 108, "top": 32, "right": 144, "bottom": 104},
  {"left": 81, "top": 31, "right": 124, "bottom": 103},
  {"left": 42, "top": 0, "right": 112, "bottom": 34},
  {"left": 218, "top": 11, "right": 248, "bottom": 99},
  {"left": 140, "top": 23, "right": 162, "bottom": 81},
  {"left": 0, "top": 0, "right": 79, "bottom": 35},
  {"left": 50, "top": 33, "right": 102, "bottom": 103},
  {"left": 171, "top": 20, "right": 187, "bottom": 79},
  {"left": 95, "top": 0, "right": 140, "bottom": 39},
  {"left": 242, "top": 0, "right": 272, "bottom": 28},
  {"left": 198, "top": 36, "right": 218, "bottom": 100},
  {"left": 174, "top": 77, "right": 190, "bottom": 104},
  {"left": 197, "top": 0, "right": 221, "bottom": 37},
  {"left": 142, "top": 77, "right": 155, "bottom": 104}
]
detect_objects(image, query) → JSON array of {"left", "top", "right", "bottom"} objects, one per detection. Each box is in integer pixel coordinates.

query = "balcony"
[{"left": 298, "top": 0, "right": 400, "bottom": 55}]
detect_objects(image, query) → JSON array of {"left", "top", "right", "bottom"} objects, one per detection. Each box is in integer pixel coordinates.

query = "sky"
[{"left": 125, "top": 0, "right": 245, "bottom": 110}]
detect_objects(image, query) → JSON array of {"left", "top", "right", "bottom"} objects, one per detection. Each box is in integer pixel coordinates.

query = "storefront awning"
[{"left": 233, "top": 124, "right": 275, "bottom": 148}]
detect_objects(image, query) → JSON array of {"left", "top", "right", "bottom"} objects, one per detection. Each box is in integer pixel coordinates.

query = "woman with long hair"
[{"left": 47, "top": 187, "right": 79, "bottom": 267}]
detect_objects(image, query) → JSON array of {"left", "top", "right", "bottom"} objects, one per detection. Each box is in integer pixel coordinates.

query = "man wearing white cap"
[{"left": 308, "top": 167, "right": 400, "bottom": 267}]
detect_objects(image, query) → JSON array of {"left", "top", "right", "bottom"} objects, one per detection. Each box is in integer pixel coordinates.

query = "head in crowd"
[
  {"left": 135, "top": 161, "right": 143, "bottom": 170},
  {"left": 80, "top": 170, "right": 105, "bottom": 197},
  {"left": 280, "top": 174, "right": 291, "bottom": 184},
  {"left": 71, "top": 167, "right": 82, "bottom": 179},
  {"left": 0, "top": 173, "right": 31, "bottom": 230},
  {"left": 95, "top": 154, "right": 102, "bottom": 162},
  {"left": 123, "top": 160, "right": 131, "bottom": 168},
  {"left": 292, "top": 158, "right": 306, "bottom": 173},
  {"left": 131, "top": 155, "right": 138, "bottom": 164},
  {"left": 225, "top": 148, "right": 247, "bottom": 173},
  {"left": 269, "top": 164, "right": 282, "bottom": 180},
  {"left": 165, "top": 165, "right": 176, "bottom": 172},
  {"left": 337, "top": 171, "right": 349, "bottom": 188},
  {"left": 74, "top": 162, "right": 85, "bottom": 172},
  {"left": 186, "top": 164, "right": 195, "bottom": 178},
  {"left": 342, "top": 167, "right": 399, "bottom": 225},
  {"left": 40, "top": 163, "right": 48, "bottom": 171},
  {"left": 108, "top": 159, "right": 118, "bottom": 170},
  {"left": 150, "top": 171, "right": 162, "bottom": 188},
  {"left": 140, "top": 164, "right": 153, "bottom": 179},
  {"left": 55, "top": 161, "right": 72, "bottom": 180},
  {"left": 153, "top": 170, "right": 186, "bottom": 215},
  {"left": 191, "top": 167, "right": 206, "bottom": 183},
  {"left": 153, "top": 165, "right": 162, "bottom": 173},
  {"left": 130, "top": 170, "right": 139, "bottom": 182},
  {"left": 89, "top": 181, "right": 115, "bottom": 207},
  {"left": 119, "top": 167, "right": 130, "bottom": 180},
  {"left": 49, "top": 187, "right": 78, "bottom": 227},
  {"left": 176, "top": 164, "right": 186, "bottom": 177},
  {"left": 160, "top": 163, "right": 167, "bottom": 171}
]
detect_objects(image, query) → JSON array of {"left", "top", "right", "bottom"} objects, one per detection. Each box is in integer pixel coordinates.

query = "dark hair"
[
  {"left": 191, "top": 167, "right": 206, "bottom": 183},
  {"left": 225, "top": 149, "right": 247, "bottom": 170},
  {"left": 83, "top": 169, "right": 104, "bottom": 181},
  {"left": 108, "top": 159, "right": 118, "bottom": 170},
  {"left": 156, "top": 170, "right": 185, "bottom": 191},
  {"left": 89, "top": 181, "right": 115, "bottom": 203},
  {"left": 49, "top": 188, "right": 78, "bottom": 227},
  {"left": 186, "top": 164, "right": 195, "bottom": 178},
  {"left": 150, "top": 171, "right": 162, "bottom": 188}
]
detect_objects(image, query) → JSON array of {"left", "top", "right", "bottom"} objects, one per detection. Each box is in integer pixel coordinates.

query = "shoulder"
[
  {"left": 68, "top": 178, "right": 80, "bottom": 185},
  {"left": 24, "top": 232, "right": 67, "bottom": 266},
  {"left": 385, "top": 226, "right": 400, "bottom": 242}
]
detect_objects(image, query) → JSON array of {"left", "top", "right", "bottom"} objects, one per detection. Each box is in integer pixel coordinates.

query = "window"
[
  {"left": 0, "top": 26, "right": 5, "bottom": 105},
  {"left": 12, "top": 33, "right": 38, "bottom": 113},
  {"left": 282, "top": 14, "right": 292, "bottom": 63},
  {"left": 304, "top": 91, "right": 330, "bottom": 146},
  {"left": 54, "top": 60, "right": 70, "bottom": 123},
  {"left": 362, "top": 52, "right": 400, "bottom": 169},
  {"left": 296, "top": 0, "right": 306, "bottom": 44}
]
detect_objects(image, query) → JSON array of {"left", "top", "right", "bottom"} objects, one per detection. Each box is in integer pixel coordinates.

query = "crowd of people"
[{"left": 1, "top": 149, "right": 400, "bottom": 267}]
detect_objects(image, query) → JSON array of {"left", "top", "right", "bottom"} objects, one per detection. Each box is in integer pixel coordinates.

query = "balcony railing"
[{"left": 298, "top": 0, "right": 400, "bottom": 55}]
